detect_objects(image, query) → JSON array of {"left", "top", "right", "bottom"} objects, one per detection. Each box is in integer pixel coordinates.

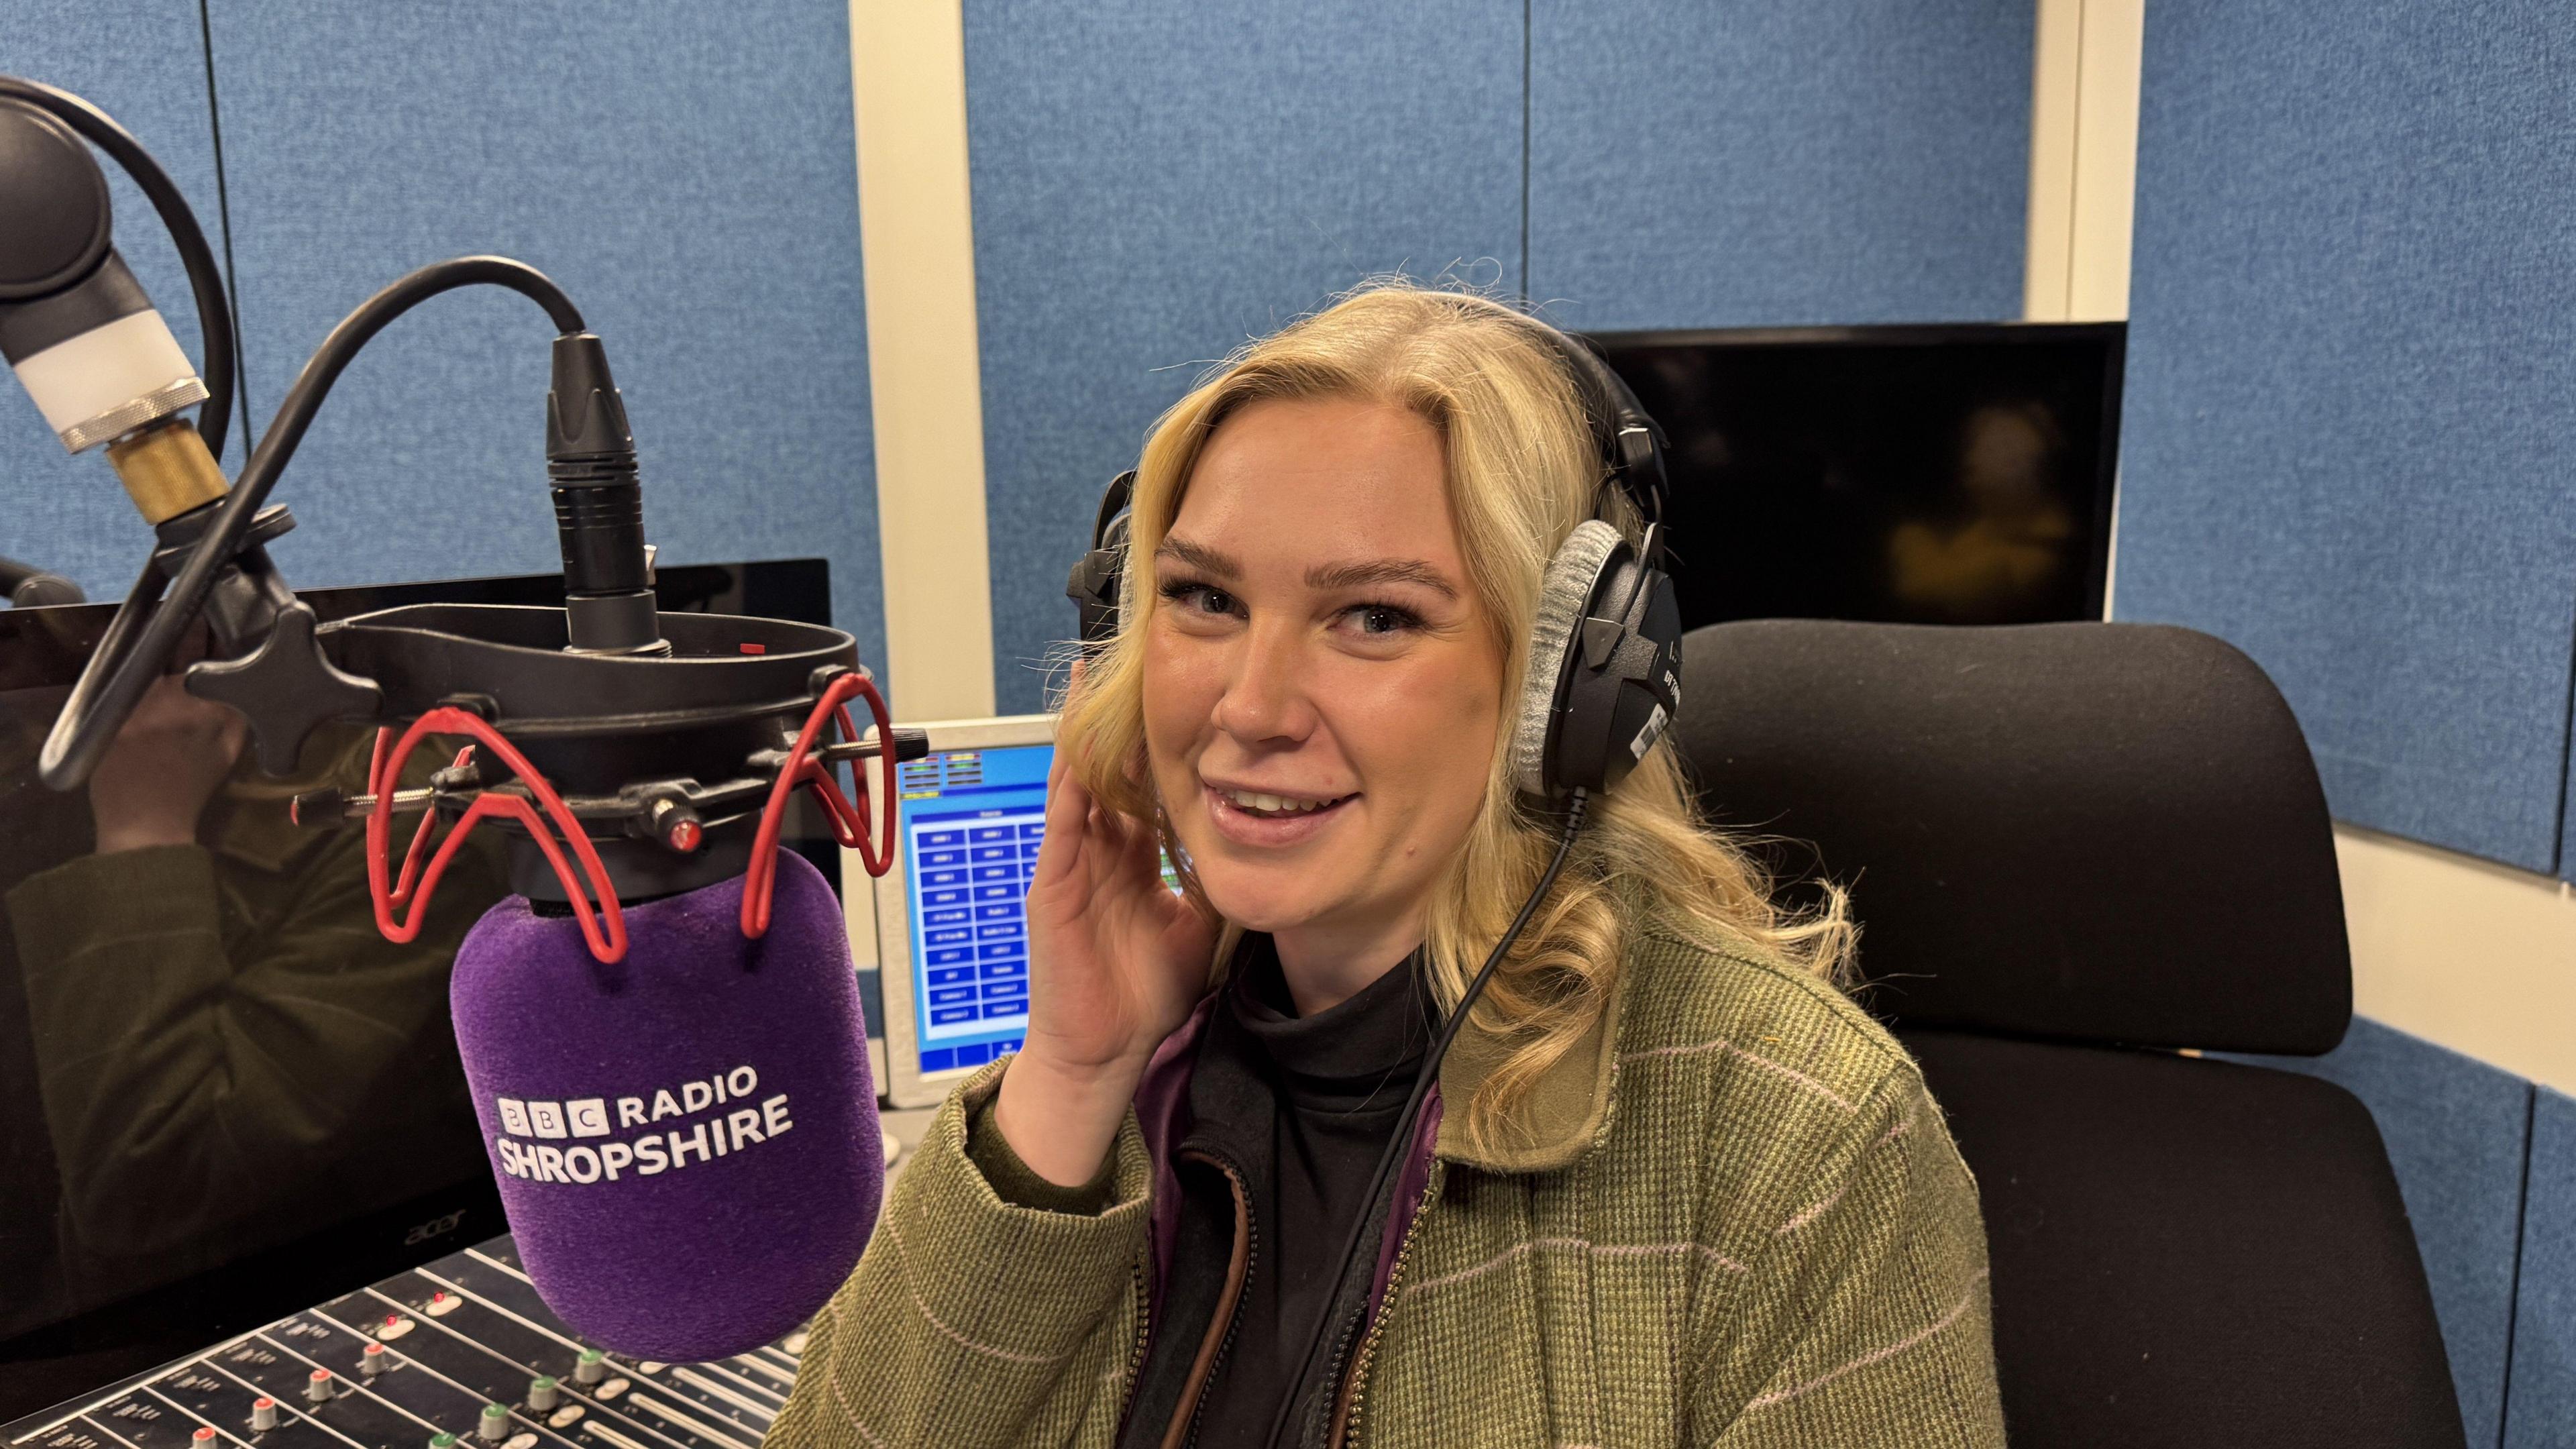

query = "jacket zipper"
[
  {"left": 1175, "top": 1148, "right": 1256, "bottom": 1449},
  {"left": 1118, "top": 1253, "right": 1152, "bottom": 1415},
  {"left": 1326, "top": 1162, "right": 1445, "bottom": 1449}
]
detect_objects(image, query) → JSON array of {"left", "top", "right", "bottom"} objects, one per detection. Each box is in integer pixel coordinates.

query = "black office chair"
[{"left": 1672, "top": 620, "right": 2465, "bottom": 1449}]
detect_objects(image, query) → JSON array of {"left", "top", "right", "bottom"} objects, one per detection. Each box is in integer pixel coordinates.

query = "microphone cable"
[
  {"left": 1268, "top": 786, "right": 1592, "bottom": 1449},
  {"left": 39, "top": 256, "right": 586, "bottom": 790}
]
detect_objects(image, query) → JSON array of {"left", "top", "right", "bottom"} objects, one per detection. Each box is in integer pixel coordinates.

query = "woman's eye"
[
  {"left": 1160, "top": 580, "right": 1238, "bottom": 617},
  {"left": 1346, "top": 603, "right": 1421, "bottom": 636}
]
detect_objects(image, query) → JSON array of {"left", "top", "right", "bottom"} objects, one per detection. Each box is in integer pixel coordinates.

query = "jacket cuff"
[
  {"left": 966, "top": 1083, "right": 1120, "bottom": 1216},
  {"left": 873, "top": 1055, "right": 1152, "bottom": 1350}
]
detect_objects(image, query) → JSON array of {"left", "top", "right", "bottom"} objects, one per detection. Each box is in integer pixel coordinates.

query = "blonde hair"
[{"left": 1055, "top": 280, "right": 1853, "bottom": 1151}]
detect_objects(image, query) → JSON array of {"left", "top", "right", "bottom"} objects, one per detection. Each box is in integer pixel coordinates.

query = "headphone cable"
[{"left": 1267, "top": 786, "right": 1592, "bottom": 1449}]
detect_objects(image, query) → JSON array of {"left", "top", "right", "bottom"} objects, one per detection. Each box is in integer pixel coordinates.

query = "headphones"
[{"left": 1064, "top": 303, "right": 1684, "bottom": 804}]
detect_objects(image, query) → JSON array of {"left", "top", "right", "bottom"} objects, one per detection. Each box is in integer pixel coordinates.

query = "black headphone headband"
[{"left": 1492, "top": 305, "right": 1670, "bottom": 542}]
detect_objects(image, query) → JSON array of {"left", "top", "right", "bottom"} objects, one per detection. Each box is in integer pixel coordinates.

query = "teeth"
[{"left": 1225, "top": 788, "right": 1336, "bottom": 814}]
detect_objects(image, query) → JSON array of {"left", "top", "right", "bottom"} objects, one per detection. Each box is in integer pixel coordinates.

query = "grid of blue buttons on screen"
[
  {"left": 918, "top": 816, "right": 1043, "bottom": 1032},
  {"left": 902, "top": 743, "right": 1057, "bottom": 1075}
]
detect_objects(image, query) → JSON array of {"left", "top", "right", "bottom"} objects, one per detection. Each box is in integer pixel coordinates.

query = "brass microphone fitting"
[{"left": 105, "top": 415, "right": 226, "bottom": 524}]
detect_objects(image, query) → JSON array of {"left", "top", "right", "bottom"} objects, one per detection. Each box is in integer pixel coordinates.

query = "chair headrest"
[{"left": 1671, "top": 621, "right": 2350, "bottom": 1055}]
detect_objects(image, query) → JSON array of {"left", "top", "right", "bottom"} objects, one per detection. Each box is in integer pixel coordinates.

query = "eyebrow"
[
  {"left": 1303, "top": 557, "right": 1459, "bottom": 600},
  {"left": 1157, "top": 536, "right": 1459, "bottom": 601},
  {"left": 1156, "top": 535, "right": 1242, "bottom": 578}
]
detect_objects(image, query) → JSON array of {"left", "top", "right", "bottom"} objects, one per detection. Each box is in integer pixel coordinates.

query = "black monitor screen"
[
  {"left": 0, "top": 559, "right": 834, "bottom": 1411},
  {"left": 1587, "top": 323, "right": 2123, "bottom": 630}
]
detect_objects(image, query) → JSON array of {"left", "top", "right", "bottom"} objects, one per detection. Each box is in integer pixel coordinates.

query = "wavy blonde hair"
[{"left": 1055, "top": 281, "right": 1853, "bottom": 1151}]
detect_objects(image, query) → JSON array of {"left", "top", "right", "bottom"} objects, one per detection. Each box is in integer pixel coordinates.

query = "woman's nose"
[{"left": 1210, "top": 616, "right": 1318, "bottom": 744}]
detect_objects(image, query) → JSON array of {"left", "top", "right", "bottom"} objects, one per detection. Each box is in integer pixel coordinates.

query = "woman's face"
[{"left": 1142, "top": 394, "right": 1507, "bottom": 965}]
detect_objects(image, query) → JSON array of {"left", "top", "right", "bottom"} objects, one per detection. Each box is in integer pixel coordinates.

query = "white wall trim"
[
  {"left": 849, "top": 0, "right": 996, "bottom": 723},
  {"left": 844, "top": 0, "right": 998, "bottom": 971},
  {"left": 2337, "top": 824, "right": 2576, "bottom": 1094},
  {"left": 2023, "top": 0, "right": 2143, "bottom": 323}
]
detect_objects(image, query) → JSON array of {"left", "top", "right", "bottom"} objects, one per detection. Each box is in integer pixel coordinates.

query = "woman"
[{"left": 771, "top": 285, "right": 2004, "bottom": 1447}]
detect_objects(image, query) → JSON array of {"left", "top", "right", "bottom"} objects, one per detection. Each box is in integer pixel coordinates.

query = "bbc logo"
[{"left": 495, "top": 1097, "right": 611, "bottom": 1140}]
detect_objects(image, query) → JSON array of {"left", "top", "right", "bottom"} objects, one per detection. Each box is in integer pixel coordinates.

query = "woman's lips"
[{"left": 1202, "top": 783, "right": 1354, "bottom": 847}]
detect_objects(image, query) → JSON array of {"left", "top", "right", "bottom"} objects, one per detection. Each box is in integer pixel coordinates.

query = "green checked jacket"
[{"left": 769, "top": 915, "right": 2007, "bottom": 1448}]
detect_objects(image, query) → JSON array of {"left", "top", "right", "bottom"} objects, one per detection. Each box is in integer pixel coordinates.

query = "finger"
[
  {"left": 1081, "top": 795, "right": 1114, "bottom": 882},
  {"left": 1031, "top": 745, "right": 1092, "bottom": 890}
]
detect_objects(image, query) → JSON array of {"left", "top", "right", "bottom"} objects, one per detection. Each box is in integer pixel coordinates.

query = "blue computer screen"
[{"left": 900, "top": 743, "right": 1050, "bottom": 1073}]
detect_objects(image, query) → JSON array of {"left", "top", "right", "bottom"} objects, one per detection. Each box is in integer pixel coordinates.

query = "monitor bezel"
[
  {"left": 873, "top": 713, "right": 1059, "bottom": 1110},
  {"left": 1582, "top": 320, "right": 2128, "bottom": 624}
]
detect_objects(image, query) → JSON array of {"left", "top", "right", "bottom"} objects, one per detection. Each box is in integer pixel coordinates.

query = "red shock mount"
[
  {"left": 362, "top": 670, "right": 898, "bottom": 964},
  {"left": 742, "top": 669, "right": 896, "bottom": 938}
]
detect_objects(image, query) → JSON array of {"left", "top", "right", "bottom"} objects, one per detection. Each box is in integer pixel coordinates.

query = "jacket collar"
[{"left": 1430, "top": 942, "right": 1633, "bottom": 1175}]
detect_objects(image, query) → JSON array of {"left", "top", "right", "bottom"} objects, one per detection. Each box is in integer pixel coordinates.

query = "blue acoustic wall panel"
[
  {"left": 2506, "top": 1087, "right": 2573, "bottom": 1448},
  {"left": 2115, "top": 1, "right": 2576, "bottom": 872},
  {"left": 2224, "top": 1018, "right": 2535, "bottom": 1446},
  {"left": 1, "top": 3, "right": 229, "bottom": 595},
  {"left": 963, "top": 1, "right": 1523, "bottom": 712},
  {"left": 203, "top": 1, "right": 883, "bottom": 672},
  {"left": 1526, "top": 0, "right": 2031, "bottom": 333}
]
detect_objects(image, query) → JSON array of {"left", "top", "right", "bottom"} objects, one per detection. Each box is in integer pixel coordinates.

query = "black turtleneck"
[
  {"left": 1188, "top": 935, "right": 1435, "bottom": 1448},
  {"left": 967, "top": 935, "right": 1436, "bottom": 1449}
]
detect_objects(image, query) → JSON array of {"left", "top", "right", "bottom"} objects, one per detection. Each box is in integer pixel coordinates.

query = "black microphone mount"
[{"left": 0, "top": 74, "right": 921, "bottom": 950}]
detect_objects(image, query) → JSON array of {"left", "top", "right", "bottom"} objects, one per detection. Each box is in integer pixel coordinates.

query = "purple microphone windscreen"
[{"left": 450, "top": 846, "right": 881, "bottom": 1361}]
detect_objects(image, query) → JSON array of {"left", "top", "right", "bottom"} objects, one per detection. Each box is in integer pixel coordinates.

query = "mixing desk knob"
[
  {"left": 527, "top": 1378, "right": 559, "bottom": 1411},
  {"left": 477, "top": 1404, "right": 511, "bottom": 1442},
  {"left": 361, "top": 1342, "right": 389, "bottom": 1376},
  {"left": 251, "top": 1399, "right": 278, "bottom": 1433},
  {"left": 573, "top": 1349, "right": 606, "bottom": 1385},
  {"left": 304, "top": 1369, "right": 333, "bottom": 1404},
  {"left": 191, "top": 1428, "right": 215, "bottom": 1447},
  {"left": 429, "top": 1434, "right": 458, "bottom": 1449}
]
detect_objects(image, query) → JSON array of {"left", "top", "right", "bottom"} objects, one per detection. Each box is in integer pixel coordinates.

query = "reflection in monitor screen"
[
  {"left": 1588, "top": 324, "right": 2123, "bottom": 631},
  {"left": 0, "top": 687, "right": 504, "bottom": 1340}
]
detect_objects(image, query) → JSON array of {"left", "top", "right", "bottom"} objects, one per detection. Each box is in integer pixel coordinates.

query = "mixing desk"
[{"left": 2, "top": 1237, "right": 802, "bottom": 1449}]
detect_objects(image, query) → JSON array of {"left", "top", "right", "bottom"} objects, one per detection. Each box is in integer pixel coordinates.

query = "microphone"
[
  {"left": 3, "top": 73, "right": 914, "bottom": 1366},
  {"left": 450, "top": 846, "right": 882, "bottom": 1362}
]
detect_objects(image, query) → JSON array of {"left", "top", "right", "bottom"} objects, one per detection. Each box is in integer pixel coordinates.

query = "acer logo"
[{"left": 403, "top": 1209, "right": 468, "bottom": 1246}]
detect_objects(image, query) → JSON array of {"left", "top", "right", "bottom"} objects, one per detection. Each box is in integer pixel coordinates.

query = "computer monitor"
[
  {"left": 873, "top": 715, "right": 1058, "bottom": 1108},
  {"left": 1585, "top": 322, "right": 2125, "bottom": 630},
  {"left": 0, "top": 557, "right": 845, "bottom": 1414}
]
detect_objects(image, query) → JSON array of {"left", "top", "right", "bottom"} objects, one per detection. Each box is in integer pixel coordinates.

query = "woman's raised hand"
[{"left": 991, "top": 720, "right": 1216, "bottom": 1187}]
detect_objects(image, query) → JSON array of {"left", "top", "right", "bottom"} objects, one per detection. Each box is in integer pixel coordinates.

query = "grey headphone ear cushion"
[{"left": 1511, "top": 519, "right": 1625, "bottom": 798}]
